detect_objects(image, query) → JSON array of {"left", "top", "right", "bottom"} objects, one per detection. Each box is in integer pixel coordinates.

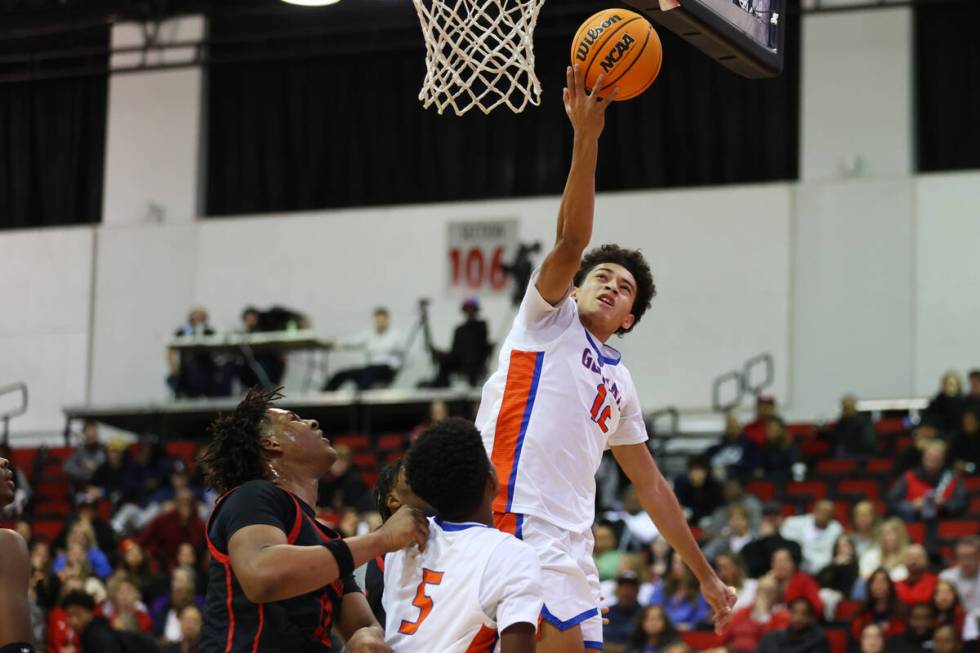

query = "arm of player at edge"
[
  {"left": 611, "top": 443, "right": 737, "bottom": 633},
  {"left": 536, "top": 65, "right": 619, "bottom": 306}
]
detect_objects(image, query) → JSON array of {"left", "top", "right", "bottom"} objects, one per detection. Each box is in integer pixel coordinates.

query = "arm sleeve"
[
  {"left": 478, "top": 538, "right": 544, "bottom": 632},
  {"left": 608, "top": 385, "right": 649, "bottom": 447},
  {"left": 217, "top": 481, "right": 295, "bottom": 542},
  {"left": 514, "top": 269, "right": 577, "bottom": 342}
]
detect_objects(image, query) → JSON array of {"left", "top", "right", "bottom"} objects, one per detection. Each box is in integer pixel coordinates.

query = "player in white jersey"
[
  {"left": 475, "top": 65, "right": 737, "bottom": 652},
  {"left": 384, "top": 418, "right": 542, "bottom": 653}
]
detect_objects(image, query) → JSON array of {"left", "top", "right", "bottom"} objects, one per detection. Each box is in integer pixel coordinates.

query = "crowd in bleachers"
[{"left": 1, "top": 369, "right": 978, "bottom": 652}]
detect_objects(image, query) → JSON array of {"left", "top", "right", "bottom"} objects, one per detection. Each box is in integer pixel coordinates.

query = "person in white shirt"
[
  {"left": 475, "top": 65, "right": 735, "bottom": 653},
  {"left": 384, "top": 418, "right": 542, "bottom": 653},
  {"left": 325, "top": 307, "right": 403, "bottom": 391},
  {"left": 940, "top": 536, "right": 980, "bottom": 613},
  {"left": 780, "top": 500, "right": 844, "bottom": 575}
]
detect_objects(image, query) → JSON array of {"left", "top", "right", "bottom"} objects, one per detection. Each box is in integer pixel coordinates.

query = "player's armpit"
[
  {"left": 499, "top": 622, "right": 536, "bottom": 653},
  {"left": 536, "top": 246, "right": 582, "bottom": 307}
]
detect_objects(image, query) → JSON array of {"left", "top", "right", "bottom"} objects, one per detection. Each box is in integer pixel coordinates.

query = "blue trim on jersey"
[
  {"left": 434, "top": 519, "right": 488, "bottom": 532},
  {"left": 540, "top": 604, "right": 599, "bottom": 631},
  {"left": 515, "top": 513, "right": 524, "bottom": 540},
  {"left": 584, "top": 331, "right": 622, "bottom": 366},
  {"left": 584, "top": 642, "right": 604, "bottom": 650},
  {"left": 506, "top": 351, "right": 544, "bottom": 511}
]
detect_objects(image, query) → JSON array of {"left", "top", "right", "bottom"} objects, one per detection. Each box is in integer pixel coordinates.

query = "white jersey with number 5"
[
  {"left": 475, "top": 273, "right": 649, "bottom": 533},
  {"left": 383, "top": 518, "right": 542, "bottom": 652}
]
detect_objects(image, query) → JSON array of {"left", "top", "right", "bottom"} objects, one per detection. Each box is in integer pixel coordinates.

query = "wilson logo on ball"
[
  {"left": 599, "top": 33, "right": 637, "bottom": 73},
  {"left": 574, "top": 14, "right": 624, "bottom": 62}
]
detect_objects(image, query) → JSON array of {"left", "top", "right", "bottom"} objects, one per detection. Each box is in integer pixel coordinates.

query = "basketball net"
[{"left": 413, "top": 0, "right": 546, "bottom": 116}]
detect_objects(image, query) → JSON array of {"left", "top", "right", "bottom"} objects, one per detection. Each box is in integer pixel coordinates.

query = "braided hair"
[{"left": 199, "top": 387, "right": 283, "bottom": 494}]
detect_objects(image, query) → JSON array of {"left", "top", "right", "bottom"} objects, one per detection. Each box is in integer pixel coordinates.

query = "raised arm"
[
  {"left": 537, "top": 65, "right": 618, "bottom": 305},
  {"left": 228, "top": 505, "right": 427, "bottom": 604},
  {"left": 611, "top": 443, "right": 737, "bottom": 633}
]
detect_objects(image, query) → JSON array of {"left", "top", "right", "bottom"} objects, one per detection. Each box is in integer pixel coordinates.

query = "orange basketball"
[{"left": 570, "top": 8, "right": 663, "bottom": 101}]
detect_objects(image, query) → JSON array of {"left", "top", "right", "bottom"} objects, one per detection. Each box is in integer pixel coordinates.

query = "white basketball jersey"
[
  {"left": 383, "top": 518, "right": 542, "bottom": 652},
  {"left": 475, "top": 276, "right": 649, "bottom": 533}
]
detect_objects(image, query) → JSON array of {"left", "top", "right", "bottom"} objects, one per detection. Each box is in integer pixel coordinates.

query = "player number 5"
[{"left": 398, "top": 568, "right": 445, "bottom": 635}]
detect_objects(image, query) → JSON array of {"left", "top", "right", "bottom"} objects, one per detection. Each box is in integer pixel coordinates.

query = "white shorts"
[{"left": 495, "top": 511, "right": 603, "bottom": 650}]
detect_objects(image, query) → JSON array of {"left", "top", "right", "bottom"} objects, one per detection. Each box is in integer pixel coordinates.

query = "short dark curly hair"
[
  {"left": 574, "top": 244, "right": 656, "bottom": 335},
  {"left": 374, "top": 458, "right": 404, "bottom": 521},
  {"left": 405, "top": 418, "right": 490, "bottom": 522},
  {"left": 199, "top": 387, "right": 283, "bottom": 494}
]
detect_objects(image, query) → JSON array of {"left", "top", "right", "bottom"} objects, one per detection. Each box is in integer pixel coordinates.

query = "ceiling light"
[{"left": 281, "top": 0, "right": 342, "bottom": 6}]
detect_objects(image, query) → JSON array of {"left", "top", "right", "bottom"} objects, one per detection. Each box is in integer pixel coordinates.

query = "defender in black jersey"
[
  {"left": 198, "top": 388, "right": 427, "bottom": 653},
  {"left": 0, "top": 456, "right": 36, "bottom": 653}
]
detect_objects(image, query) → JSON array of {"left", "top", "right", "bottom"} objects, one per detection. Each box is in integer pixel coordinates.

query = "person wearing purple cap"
[{"left": 419, "top": 297, "right": 492, "bottom": 388}]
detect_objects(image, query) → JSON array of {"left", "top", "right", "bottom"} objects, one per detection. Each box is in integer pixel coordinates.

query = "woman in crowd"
[
  {"left": 648, "top": 555, "right": 710, "bottom": 630},
  {"left": 52, "top": 522, "right": 112, "bottom": 580},
  {"left": 718, "top": 576, "right": 790, "bottom": 653},
  {"left": 628, "top": 606, "right": 680, "bottom": 653},
  {"left": 760, "top": 417, "right": 801, "bottom": 485},
  {"left": 102, "top": 572, "right": 153, "bottom": 634},
  {"left": 933, "top": 579, "right": 966, "bottom": 632},
  {"left": 817, "top": 534, "right": 860, "bottom": 615},
  {"left": 119, "top": 538, "right": 164, "bottom": 604},
  {"left": 714, "top": 553, "right": 756, "bottom": 613},
  {"left": 850, "top": 501, "right": 880, "bottom": 559},
  {"left": 849, "top": 568, "right": 907, "bottom": 648},
  {"left": 856, "top": 623, "right": 885, "bottom": 653},
  {"left": 859, "top": 518, "right": 909, "bottom": 582},
  {"left": 595, "top": 523, "right": 626, "bottom": 582}
]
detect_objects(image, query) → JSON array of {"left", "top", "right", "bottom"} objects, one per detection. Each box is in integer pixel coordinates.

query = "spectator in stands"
[
  {"left": 719, "top": 576, "right": 790, "bottom": 653},
  {"left": 702, "top": 505, "right": 755, "bottom": 562},
  {"left": 408, "top": 399, "right": 450, "bottom": 443},
  {"left": 673, "top": 455, "right": 723, "bottom": 526},
  {"left": 112, "top": 437, "right": 178, "bottom": 535},
  {"left": 103, "top": 573, "right": 153, "bottom": 634},
  {"left": 151, "top": 567, "right": 203, "bottom": 643},
  {"left": 761, "top": 417, "right": 801, "bottom": 485},
  {"left": 162, "top": 605, "right": 201, "bottom": 653},
  {"left": 782, "top": 500, "right": 845, "bottom": 575},
  {"left": 64, "top": 420, "right": 107, "bottom": 489},
  {"left": 47, "top": 575, "right": 84, "bottom": 653},
  {"left": 175, "top": 542, "right": 206, "bottom": 595},
  {"left": 138, "top": 488, "right": 205, "bottom": 573},
  {"left": 826, "top": 395, "right": 877, "bottom": 458},
  {"left": 931, "top": 624, "right": 963, "bottom": 653},
  {"left": 940, "top": 537, "right": 980, "bottom": 613},
  {"left": 325, "top": 307, "right": 403, "bottom": 391},
  {"left": 595, "top": 523, "right": 626, "bottom": 582},
  {"left": 851, "top": 501, "right": 881, "bottom": 559},
  {"left": 317, "top": 444, "right": 371, "bottom": 512},
  {"left": 850, "top": 569, "right": 908, "bottom": 647},
  {"left": 884, "top": 602, "right": 934, "bottom": 653},
  {"left": 54, "top": 495, "right": 118, "bottom": 563},
  {"left": 627, "top": 605, "right": 680, "bottom": 653},
  {"left": 767, "top": 547, "right": 823, "bottom": 617},
  {"left": 118, "top": 540, "right": 164, "bottom": 607},
  {"left": 962, "top": 608, "right": 979, "bottom": 652},
  {"left": 167, "top": 307, "right": 228, "bottom": 398},
  {"left": 62, "top": 589, "right": 158, "bottom": 653},
  {"left": 816, "top": 534, "right": 859, "bottom": 615},
  {"left": 419, "top": 297, "right": 492, "bottom": 388},
  {"left": 702, "top": 477, "right": 763, "bottom": 539},
  {"left": 605, "top": 486, "right": 660, "bottom": 551},
  {"left": 605, "top": 570, "right": 644, "bottom": 650},
  {"left": 647, "top": 536, "right": 673, "bottom": 586},
  {"left": 756, "top": 597, "right": 829, "bottom": 653},
  {"left": 662, "top": 643, "right": 691, "bottom": 653},
  {"left": 965, "top": 370, "right": 980, "bottom": 413},
  {"left": 237, "top": 306, "right": 287, "bottom": 389},
  {"left": 705, "top": 414, "right": 761, "bottom": 482},
  {"left": 30, "top": 540, "right": 62, "bottom": 612},
  {"left": 0, "top": 443, "right": 31, "bottom": 518},
  {"left": 859, "top": 518, "right": 910, "bottom": 582},
  {"left": 895, "top": 545, "right": 939, "bottom": 606},
  {"left": 90, "top": 436, "right": 142, "bottom": 510},
  {"left": 888, "top": 441, "right": 967, "bottom": 521},
  {"left": 933, "top": 579, "right": 966, "bottom": 632},
  {"left": 858, "top": 623, "right": 887, "bottom": 653},
  {"left": 897, "top": 424, "right": 940, "bottom": 474},
  {"left": 742, "top": 502, "right": 803, "bottom": 578},
  {"left": 949, "top": 408, "right": 980, "bottom": 474},
  {"left": 925, "top": 371, "right": 966, "bottom": 436},
  {"left": 53, "top": 522, "right": 112, "bottom": 580},
  {"left": 648, "top": 554, "right": 710, "bottom": 630},
  {"left": 714, "top": 552, "right": 757, "bottom": 613},
  {"left": 745, "top": 395, "right": 779, "bottom": 448}
]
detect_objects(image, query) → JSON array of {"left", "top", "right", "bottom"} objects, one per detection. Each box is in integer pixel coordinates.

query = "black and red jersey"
[{"left": 200, "top": 480, "right": 360, "bottom": 653}]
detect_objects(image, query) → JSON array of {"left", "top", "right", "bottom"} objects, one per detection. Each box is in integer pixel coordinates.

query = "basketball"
[{"left": 570, "top": 8, "right": 663, "bottom": 101}]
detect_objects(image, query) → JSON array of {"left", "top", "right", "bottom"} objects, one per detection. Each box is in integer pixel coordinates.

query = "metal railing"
[
  {"left": 0, "top": 382, "right": 28, "bottom": 445},
  {"left": 711, "top": 352, "right": 774, "bottom": 413}
]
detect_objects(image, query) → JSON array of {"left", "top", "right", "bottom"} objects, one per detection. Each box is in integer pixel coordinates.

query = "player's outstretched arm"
[
  {"left": 228, "top": 506, "right": 428, "bottom": 604},
  {"left": 499, "top": 623, "right": 535, "bottom": 653},
  {"left": 537, "top": 65, "right": 619, "bottom": 306},
  {"left": 611, "top": 443, "right": 737, "bottom": 634}
]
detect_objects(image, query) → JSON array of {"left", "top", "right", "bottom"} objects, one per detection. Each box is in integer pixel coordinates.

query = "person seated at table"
[{"left": 324, "top": 307, "right": 403, "bottom": 391}]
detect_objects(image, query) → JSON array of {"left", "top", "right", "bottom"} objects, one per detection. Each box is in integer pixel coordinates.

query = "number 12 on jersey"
[
  {"left": 398, "top": 569, "right": 445, "bottom": 635},
  {"left": 590, "top": 384, "right": 612, "bottom": 433}
]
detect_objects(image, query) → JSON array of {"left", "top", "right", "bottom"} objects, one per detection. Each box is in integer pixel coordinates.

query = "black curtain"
[
  {"left": 206, "top": 2, "right": 799, "bottom": 216},
  {"left": 915, "top": 0, "right": 980, "bottom": 172},
  {"left": 0, "top": 26, "right": 109, "bottom": 230}
]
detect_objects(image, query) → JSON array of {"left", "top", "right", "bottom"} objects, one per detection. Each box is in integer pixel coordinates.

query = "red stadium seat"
[
  {"left": 825, "top": 628, "right": 848, "bottom": 653},
  {"left": 865, "top": 458, "right": 894, "bottom": 474},
  {"left": 334, "top": 434, "right": 370, "bottom": 451},
  {"left": 906, "top": 521, "right": 926, "bottom": 544},
  {"left": 937, "top": 520, "right": 980, "bottom": 540},
  {"left": 816, "top": 459, "right": 858, "bottom": 476},
  {"left": 781, "top": 503, "right": 798, "bottom": 517},
  {"left": 964, "top": 476, "right": 980, "bottom": 494},
  {"left": 875, "top": 419, "right": 906, "bottom": 435},
  {"left": 746, "top": 480, "right": 776, "bottom": 502},
  {"left": 362, "top": 472, "right": 379, "bottom": 488},
  {"left": 837, "top": 479, "right": 881, "bottom": 500},
  {"left": 893, "top": 435, "right": 912, "bottom": 451},
  {"left": 165, "top": 441, "right": 199, "bottom": 467},
  {"left": 785, "top": 480, "right": 829, "bottom": 500},
  {"left": 834, "top": 600, "right": 862, "bottom": 621},
  {"left": 680, "top": 631, "right": 723, "bottom": 650},
  {"left": 31, "top": 519, "right": 62, "bottom": 543},
  {"left": 377, "top": 434, "right": 406, "bottom": 451},
  {"left": 352, "top": 452, "right": 377, "bottom": 469},
  {"left": 969, "top": 496, "right": 980, "bottom": 516},
  {"left": 800, "top": 439, "right": 831, "bottom": 458},
  {"left": 8, "top": 447, "right": 39, "bottom": 472},
  {"left": 788, "top": 423, "right": 817, "bottom": 438}
]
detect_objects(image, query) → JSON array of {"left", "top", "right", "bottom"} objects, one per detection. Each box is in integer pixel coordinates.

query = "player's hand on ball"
[
  {"left": 563, "top": 64, "right": 618, "bottom": 140},
  {"left": 345, "top": 626, "right": 392, "bottom": 652},
  {"left": 379, "top": 505, "right": 429, "bottom": 552},
  {"left": 701, "top": 577, "right": 737, "bottom": 634}
]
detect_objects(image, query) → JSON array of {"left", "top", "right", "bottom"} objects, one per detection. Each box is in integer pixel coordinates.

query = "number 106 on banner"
[{"left": 446, "top": 219, "right": 518, "bottom": 296}]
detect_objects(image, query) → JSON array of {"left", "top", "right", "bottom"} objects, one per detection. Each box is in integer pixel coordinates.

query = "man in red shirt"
[
  {"left": 895, "top": 544, "right": 938, "bottom": 605},
  {"left": 138, "top": 487, "right": 205, "bottom": 571},
  {"left": 770, "top": 547, "right": 823, "bottom": 617}
]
